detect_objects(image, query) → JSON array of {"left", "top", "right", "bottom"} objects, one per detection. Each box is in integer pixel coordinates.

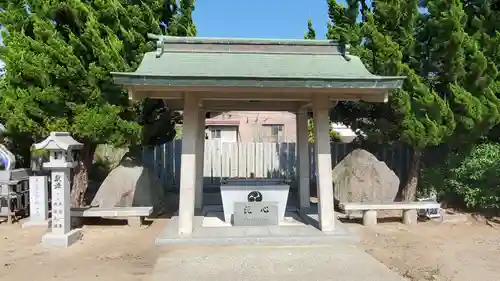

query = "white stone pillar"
[
  {"left": 178, "top": 93, "right": 199, "bottom": 235},
  {"left": 313, "top": 95, "right": 335, "bottom": 232},
  {"left": 51, "top": 169, "right": 72, "bottom": 234},
  {"left": 296, "top": 109, "right": 310, "bottom": 209},
  {"left": 195, "top": 109, "right": 206, "bottom": 211},
  {"left": 42, "top": 167, "right": 82, "bottom": 247},
  {"left": 23, "top": 176, "right": 49, "bottom": 228}
]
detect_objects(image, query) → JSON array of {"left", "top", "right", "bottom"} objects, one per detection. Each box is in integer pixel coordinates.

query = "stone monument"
[
  {"left": 332, "top": 149, "right": 400, "bottom": 204},
  {"left": 22, "top": 176, "right": 49, "bottom": 228},
  {"left": 90, "top": 152, "right": 166, "bottom": 212},
  {"left": 34, "top": 132, "right": 83, "bottom": 248}
]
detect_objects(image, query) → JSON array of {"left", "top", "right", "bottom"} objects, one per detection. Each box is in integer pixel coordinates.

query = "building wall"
[
  {"left": 206, "top": 125, "right": 238, "bottom": 142},
  {"left": 208, "top": 111, "right": 297, "bottom": 143}
]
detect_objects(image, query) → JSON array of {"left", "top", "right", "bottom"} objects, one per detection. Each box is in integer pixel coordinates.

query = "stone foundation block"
[
  {"left": 362, "top": 210, "right": 377, "bottom": 226},
  {"left": 402, "top": 209, "right": 418, "bottom": 226},
  {"left": 42, "top": 228, "right": 82, "bottom": 248}
]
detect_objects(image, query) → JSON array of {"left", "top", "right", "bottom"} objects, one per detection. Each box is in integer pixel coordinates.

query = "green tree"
[
  {"left": 326, "top": 0, "right": 455, "bottom": 200},
  {"left": 418, "top": 0, "right": 500, "bottom": 207},
  {"left": 447, "top": 142, "right": 500, "bottom": 210},
  {"left": 139, "top": 0, "right": 196, "bottom": 147},
  {"left": 303, "top": 20, "right": 344, "bottom": 143},
  {"left": 425, "top": 0, "right": 500, "bottom": 142},
  {"left": 0, "top": 1, "right": 195, "bottom": 206},
  {"left": 304, "top": 19, "right": 316, "bottom": 39},
  {"left": 307, "top": 119, "right": 342, "bottom": 143},
  {"left": 461, "top": 0, "right": 500, "bottom": 141}
]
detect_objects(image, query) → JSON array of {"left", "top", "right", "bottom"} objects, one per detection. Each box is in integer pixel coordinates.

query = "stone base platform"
[
  {"left": 202, "top": 210, "right": 305, "bottom": 227},
  {"left": 41, "top": 228, "right": 82, "bottom": 248},
  {"left": 155, "top": 206, "right": 356, "bottom": 246},
  {"left": 22, "top": 218, "right": 51, "bottom": 228},
  {"left": 151, "top": 239, "right": 405, "bottom": 281}
]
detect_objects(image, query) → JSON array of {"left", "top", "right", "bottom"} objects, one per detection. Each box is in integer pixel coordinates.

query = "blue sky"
[{"left": 194, "top": 0, "right": 333, "bottom": 39}]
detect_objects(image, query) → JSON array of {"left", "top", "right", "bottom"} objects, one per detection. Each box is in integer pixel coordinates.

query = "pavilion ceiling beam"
[
  {"left": 201, "top": 97, "right": 309, "bottom": 101},
  {"left": 202, "top": 101, "right": 303, "bottom": 112},
  {"left": 299, "top": 102, "right": 312, "bottom": 110},
  {"left": 130, "top": 91, "right": 388, "bottom": 102},
  {"left": 199, "top": 91, "right": 311, "bottom": 101},
  {"left": 130, "top": 85, "right": 387, "bottom": 94},
  {"left": 204, "top": 107, "right": 302, "bottom": 112},
  {"left": 127, "top": 86, "right": 389, "bottom": 103}
]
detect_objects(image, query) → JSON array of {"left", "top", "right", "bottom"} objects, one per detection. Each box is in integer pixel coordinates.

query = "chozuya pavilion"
[{"left": 112, "top": 34, "right": 404, "bottom": 239}]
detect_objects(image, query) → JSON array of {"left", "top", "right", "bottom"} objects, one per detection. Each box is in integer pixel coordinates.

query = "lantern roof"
[{"left": 33, "top": 132, "right": 83, "bottom": 151}]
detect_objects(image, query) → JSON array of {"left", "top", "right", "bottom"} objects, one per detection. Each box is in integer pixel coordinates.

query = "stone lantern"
[{"left": 33, "top": 132, "right": 83, "bottom": 248}]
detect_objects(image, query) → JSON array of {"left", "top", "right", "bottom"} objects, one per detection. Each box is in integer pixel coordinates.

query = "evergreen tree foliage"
[
  {"left": 0, "top": 0, "right": 196, "bottom": 206},
  {"left": 138, "top": 0, "right": 196, "bottom": 148},
  {"left": 326, "top": 0, "right": 455, "bottom": 200},
  {"left": 304, "top": 19, "right": 316, "bottom": 39},
  {"left": 324, "top": 0, "right": 500, "bottom": 202},
  {"left": 417, "top": 0, "right": 500, "bottom": 209},
  {"left": 303, "top": 19, "right": 342, "bottom": 143},
  {"left": 425, "top": 0, "right": 500, "bottom": 141},
  {"left": 462, "top": 0, "right": 500, "bottom": 141}
]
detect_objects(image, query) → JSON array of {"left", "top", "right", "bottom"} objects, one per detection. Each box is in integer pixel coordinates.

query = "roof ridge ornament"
[
  {"left": 155, "top": 38, "right": 165, "bottom": 58},
  {"left": 341, "top": 43, "right": 351, "bottom": 61},
  {"left": 148, "top": 33, "right": 165, "bottom": 58}
]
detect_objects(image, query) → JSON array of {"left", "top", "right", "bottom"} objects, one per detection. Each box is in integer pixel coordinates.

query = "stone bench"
[
  {"left": 70, "top": 206, "right": 153, "bottom": 228},
  {"left": 340, "top": 202, "right": 441, "bottom": 226}
]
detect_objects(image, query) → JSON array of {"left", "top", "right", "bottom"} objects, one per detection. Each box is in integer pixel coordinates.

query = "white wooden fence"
[
  {"left": 141, "top": 140, "right": 300, "bottom": 189},
  {"left": 99, "top": 140, "right": 412, "bottom": 191}
]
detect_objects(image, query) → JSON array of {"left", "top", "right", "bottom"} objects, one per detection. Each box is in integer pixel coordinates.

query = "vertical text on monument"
[
  {"left": 28, "top": 176, "right": 48, "bottom": 222},
  {"left": 50, "top": 171, "right": 70, "bottom": 234}
]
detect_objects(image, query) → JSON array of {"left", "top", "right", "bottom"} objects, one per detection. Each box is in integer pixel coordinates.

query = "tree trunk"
[
  {"left": 401, "top": 150, "right": 422, "bottom": 202},
  {"left": 70, "top": 142, "right": 97, "bottom": 207}
]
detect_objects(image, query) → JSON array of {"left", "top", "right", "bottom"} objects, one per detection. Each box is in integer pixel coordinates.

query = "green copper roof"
[{"left": 112, "top": 35, "right": 405, "bottom": 89}]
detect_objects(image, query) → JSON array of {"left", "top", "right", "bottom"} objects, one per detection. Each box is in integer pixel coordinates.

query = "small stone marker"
[
  {"left": 233, "top": 202, "right": 279, "bottom": 226},
  {"left": 22, "top": 176, "right": 49, "bottom": 228}
]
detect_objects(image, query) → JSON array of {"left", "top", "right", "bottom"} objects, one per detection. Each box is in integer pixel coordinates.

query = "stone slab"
[
  {"left": 22, "top": 219, "right": 51, "bottom": 228},
  {"left": 70, "top": 206, "right": 153, "bottom": 217},
  {"left": 340, "top": 201, "right": 441, "bottom": 211},
  {"left": 155, "top": 213, "right": 358, "bottom": 246},
  {"left": 203, "top": 211, "right": 304, "bottom": 228},
  {"left": 199, "top": 204, "right": 298, "bottom": 214},
  {"left": 41, "top": 228, "right": 82, "bottom": 248},
  {"left": 298, "top": 207, "right": 356, "bottom": 240},
  {"left": 233, "top": 201, "right": 278, "bottom": 226},
  {"left": 150, "top": 242, "right": 406, "bottom": 281},
  {"left": 28, "top": 176, "right": 49, "bottom": 223},
  {"left": 0, "top": 168, "right": 30, "bottom": 182}
]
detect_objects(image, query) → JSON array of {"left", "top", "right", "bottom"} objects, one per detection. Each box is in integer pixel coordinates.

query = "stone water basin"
[{"left": 220, "top": 178, "right": 290, "bottom": 224}]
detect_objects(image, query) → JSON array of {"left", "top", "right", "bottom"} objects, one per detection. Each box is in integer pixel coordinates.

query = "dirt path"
[
  {"left": 351, "top": 215, "right": 500, "bottom": 281},
  {"left": 0, "top": 218, "right": 164, "bottom": 281},
  {"left": 2, "top": 213, "right": 499, "bottom": 281}
]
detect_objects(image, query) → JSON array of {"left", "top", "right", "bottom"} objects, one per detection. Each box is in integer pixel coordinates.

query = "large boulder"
[
  {"left": 91, "top": 153, "right": 166, "bottom": 213},
  {"left": 332, "top": 149, "right": 399, "bottom": 203}
]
